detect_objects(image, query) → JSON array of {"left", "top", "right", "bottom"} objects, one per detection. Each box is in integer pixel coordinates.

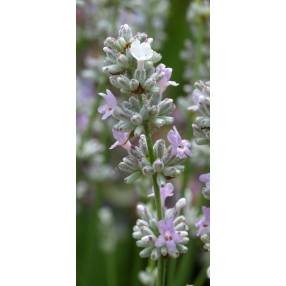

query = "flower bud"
[
  {"left": 117, "top": 54, "right": 129, "bottom": 66},
  {"left": 118, "top": 162, "right": 134, "bottom": 173},
  {"left": 117, "top": 75, "right": 130, "bottom": 89},
  {"left": 175, "top": 222, "right": 186, "bottom": 231},
  {"left": 103, "top": 47, "right": 117, "bottom": 61},
  {"left": 144, "top": 61, "right": 154, "bottom": 70},
  {"left": 156, "top": 174, "right": 166, "bottom": 187},
  {"left": 129, "top": 79, "right": 140, "bottom": 91},
  {"left": 174, "top": 216, "right": 186, "bottom": 225},
  {"left": 117, "top": 37, "right": 127, "bottom": 49},
  {"left": 124, "top": 172, "right": 141, "bottom": 184},
  {"left": 149, "top": 105, "right": 158, "bottom": 115},
  {"left": 158, "top": 98, "right": 176, "bottom": 115},
  {"left": 132, "top": 231, "right": 142, "bottom": 239},
  {"left": 131, "top": 114, "right": 143, "bottom": 125},
  {"left": 134, "top": 126, "right": 144, "bottom": 136},
  {"left": 137, "top": 219, "right": 148, "bottom": 227},
  {"left": 102, "top": 64, "right": 123, "bottom": 75},
  {"left": 153, "top": 139, "right": 165, "bottom": 159},
  {"left": 139, "top": 247, "right": 153, "bottom": 258},
  {"left": 137, "top": 204, "right": 146, "bottom": 218},
  {"left": 119, "top": 24, "right": 132, "bottom": 41},
  {"left": 180, "top": 237, "right": 190, "bottom": 244},
  {"left": 138, "top": 135, "right": 148, "bottom": 154},
  {"left": 151, "top": 51, "right": 162, "bottom": 63},
  {"left": 160, "top": 247, "right": 168, "bottom": 256},
  {"left": 142, "top": 166, "right": 154, "bottom": 175},
  {"left": 177, "top": 244, "right": 188, "bottom": 253},
  {"left": 134, "top": 69, "right": 146, "bottom": 83},
  {"left": 175, "top": 198, "right": 186, "bottom": 210},
  {"left": 104, "top": 37, "right": 117, "bottom": 49},
  {"left": 109, "top": 76, "right": 121, "bottom": 89},
  {"left": 143, "top": 78, "right": 156, "bottom": 91},
  {"left": 178, "top": 231, "right": 188, "bottom": 237},
  {"left": 150, "top": 249, "right": 160, "bottom": 260},
  {"left": 153, "top": 118, "right": 164, "bottom": 128},
  {"left": 150, "top": 85, "right": 160, "bottom": 94},
  {"left": 153, "top": 159, "right": 164, "bottom": 172},
  {"left": 163, "top": 167, "right": 179, "bottom": 177}
]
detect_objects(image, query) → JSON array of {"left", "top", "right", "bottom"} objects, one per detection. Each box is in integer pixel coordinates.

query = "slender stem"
[
  {"left": 156, "top": 258, "right": 162, "bottom": 286},
  {"left": 161, "top": 258, "right": 167, "bottom": 286},
  {"left": 143, "top": 122, "right": 163, "bottom": 220},
  {"left": 143, "top": 122, "right": 166, "bottom": 286}
]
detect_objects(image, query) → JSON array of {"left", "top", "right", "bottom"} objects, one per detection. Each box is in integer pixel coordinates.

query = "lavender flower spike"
[
  {"left": 195, "top": 206, "right": 210, "bottom": 236},
  {"left": 110, "top": 129, "right": 131, "bottom": 151},
  {"left": 156, "top": 64, "right": 179, "bottom": 94},
  {"left": 98, "top": 89, "right": 117, "bottom": 120},
  {"left": 167, "top": 126, "right": 192, "bottom": 159},
  {"left": 155, "top": 218, "right": 183, "bottom": 257}
]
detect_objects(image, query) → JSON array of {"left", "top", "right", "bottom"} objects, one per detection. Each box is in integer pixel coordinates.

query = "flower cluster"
[
  {"left": 132, "top": 193, "right": 189, "bottom": 260},
  {"left": 100, "top": 24, "right": 178, "bottom": 134},
  {"left": 190, "top": 80, "right": 210, "bottom": 255},
  {"left": 189, "top": 80, "right": 210, "bottom": 145},
  {"left": 118, "top": 133, "right": 188, "bottom": 185},
  {"left": 98, "top": 24, "right": 191, "bottom": 267},
  {"left": 77, "top": 0, "right": 170, "bottom": 88}
]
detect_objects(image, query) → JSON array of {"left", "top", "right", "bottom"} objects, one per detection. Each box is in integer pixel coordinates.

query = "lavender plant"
[
  {"left": 98, "top": 24, "right": 192, "bottom": 285},
  {"left": 189, "top": 80, "right": 210, "bottom": 276}
]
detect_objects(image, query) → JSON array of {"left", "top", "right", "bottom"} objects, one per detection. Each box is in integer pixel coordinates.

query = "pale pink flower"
[
  {"left": 167, "top": 126, "right": 192, "bottom": 159},
  {"left": 98, "top": 89, "right": 117, "bottom": 120},
  {"left": 110, "top": 129, "right": 131, "bottom": 151},
  {"left": 156, "top": 64, "right": 179, "bottom": 94}
]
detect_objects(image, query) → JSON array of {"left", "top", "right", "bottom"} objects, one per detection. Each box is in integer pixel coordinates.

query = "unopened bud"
[{"left": 153, "top": 159, "right": 164, "bottom": 172}]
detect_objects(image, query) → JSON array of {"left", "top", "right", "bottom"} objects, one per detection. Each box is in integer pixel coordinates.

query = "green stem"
[
  {"left": 143, "top": 122, "right": 166, "bottom": 286},
  {"left": 143, "top": 122, "right": 163, "bottom": 220},
  {"left": 161, "top": 258, "right": 167, "bottom": 286}
]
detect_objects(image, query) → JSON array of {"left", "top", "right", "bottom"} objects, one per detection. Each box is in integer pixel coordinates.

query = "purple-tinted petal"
[
  {"left": 203, "top": 207, "right": 210, "bottom": 221},
  {"left": 167, "top": 127, "right": 181, "bottom": 147},
  {"left": 160, "top": 183, "right": 174, "bottom": 203},
  {"left": 176, "top": 150, "right": 186, "bottom": 159},
  {"left": 155, "top": 235, "right": 165, "bottom": 248},
  {"left": 102, "top": 110, "right": 113, "bottom": 120},
  {"left": 166, "top": 240, "right": 177, "bottom": 254},
  {"left": 173, "top": 232, "right": 183, "bottom": 244},
  {"left": 165, "top": 218, "right": 174, "bottom": 230},
  {"left": 196, "top": 207, "right": 210, "bottom": 236},
  {"left": 192, "top": 89, "right": 202, "bottom": 106},
  {"left": 199, "top": 173, "right": 210, "bottom": 184},
  {"left": 112, "top": 129, "right": 128, "bottom": 144},
  {"left": 163, "top": 68, "right": 172, "bottom": 81},
  {"left": 182, "top": 140, "right": 192, "bottom": 157},
  {"left": 157, "top": 220, "right": 166, "bottom": 234},
  {"left": 98, "top": 104, "right": 106, "bottom": 114},
  {"left": 105, "top": 89, "right": 117, "bottom": 108}
]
